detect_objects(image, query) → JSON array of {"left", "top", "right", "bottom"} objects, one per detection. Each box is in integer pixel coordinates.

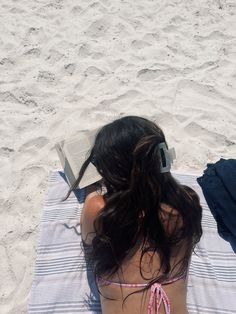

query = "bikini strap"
[
  {"left": 98, "top": 275, "right": 186, "bottom": 314},
  {"left": 98, "top": 276, "right": 147, "bottom": 287},
  {"left": 162, "top": 273, "right": 186, "bottom": 285}
]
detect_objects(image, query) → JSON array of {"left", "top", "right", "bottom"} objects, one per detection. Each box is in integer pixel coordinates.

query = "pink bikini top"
[{"left": 98, "top": 274, "right": 186, "bottom": 314}]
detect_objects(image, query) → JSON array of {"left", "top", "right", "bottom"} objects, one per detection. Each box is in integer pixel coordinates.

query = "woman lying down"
[{"left": 64, "top": 116, "right": 202, "bottom": 314}]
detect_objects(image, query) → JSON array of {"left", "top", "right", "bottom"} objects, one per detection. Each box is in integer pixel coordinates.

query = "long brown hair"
[{"left": 63, "top": 116, "right": 202, "bottom": 291}]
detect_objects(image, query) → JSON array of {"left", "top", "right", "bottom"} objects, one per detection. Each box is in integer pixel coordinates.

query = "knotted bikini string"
[{"left": 148, "top": 283, "right": 170, "bottom": 314}]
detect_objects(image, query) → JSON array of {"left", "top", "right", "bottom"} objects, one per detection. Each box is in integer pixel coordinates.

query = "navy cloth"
[{"left": 197, "top": 159, "right": 236, "bottom": 253}]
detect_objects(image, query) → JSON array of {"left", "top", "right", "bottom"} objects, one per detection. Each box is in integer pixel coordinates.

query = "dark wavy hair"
[{"left": 63, "top": 116, "right": 202, "bottom": 292}]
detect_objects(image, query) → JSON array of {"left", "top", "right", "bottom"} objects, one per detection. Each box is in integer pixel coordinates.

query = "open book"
[{"left": 55, "top": 128, "right": 102, "bottom": 189}]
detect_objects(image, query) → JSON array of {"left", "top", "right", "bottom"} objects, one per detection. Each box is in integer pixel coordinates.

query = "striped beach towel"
[{"left": 28, "top": 171, "right": 236, "bottom": 314}]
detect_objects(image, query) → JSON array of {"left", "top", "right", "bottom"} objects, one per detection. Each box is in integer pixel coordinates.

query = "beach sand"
[{"left": 0, "top": 0, "right": 236, "bottom": 313}]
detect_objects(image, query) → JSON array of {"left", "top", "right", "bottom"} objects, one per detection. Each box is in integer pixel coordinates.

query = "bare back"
[
  {"left": 81, "top": 193, "right": 190, "bottom": 314},
  {"left": 98, "top": 231, "right": 189, "bottom": 314}
]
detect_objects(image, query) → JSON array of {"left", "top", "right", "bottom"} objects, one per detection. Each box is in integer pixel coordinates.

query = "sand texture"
[{"left": 0, "top": 0, "right": 236, "bottom": 313}]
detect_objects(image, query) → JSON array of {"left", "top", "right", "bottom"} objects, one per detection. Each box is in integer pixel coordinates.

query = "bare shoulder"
[
  {"left": 85, "top": 191, "right": 105, "bottom": 206},
  {"left": 82, "top": 192, "right": 105, "bottom": 222}
]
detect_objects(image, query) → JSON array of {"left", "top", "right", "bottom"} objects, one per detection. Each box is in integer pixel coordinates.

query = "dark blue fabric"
[{"left": 197, "top": 159, "right": 236, "bottom": 253}]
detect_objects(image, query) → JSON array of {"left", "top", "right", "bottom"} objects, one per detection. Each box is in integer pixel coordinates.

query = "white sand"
[{"left": 0, "top": 0, "right": 236, "bottom": 313}]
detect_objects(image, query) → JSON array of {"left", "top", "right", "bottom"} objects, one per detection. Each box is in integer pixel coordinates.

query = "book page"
[
  {"left": 62, "top": 128, "right": 102, "bottom": 188},
  {"left": 79, "top": 162, "right": 102, "bottom": 189},
  {"left": 63, "top": 135, "right": 92, "bottom": 174}
]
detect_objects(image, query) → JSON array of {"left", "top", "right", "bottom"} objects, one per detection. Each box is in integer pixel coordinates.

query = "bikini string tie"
[{"left": 148, "top": 283, "right": 171, "bottom": 314}]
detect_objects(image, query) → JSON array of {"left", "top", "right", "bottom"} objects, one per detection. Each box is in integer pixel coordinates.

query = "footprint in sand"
[
  {"left": 70, "top": 6, "right": 83, "bottom": 15},
  {"left": 137, "top": 69, "right": 162, "bottom": 80},
  {"left": 91, "top": 52, "right": 104, "bottom": 59},
  {"left": 23, "top": 27, "right": 48, "bottom": 47},
  {"left": 184, "top": 122, "right": 235, "bottom": 147},
  {"left": 17, "top": 91, "right": 38, "bottom": 108},
  {"left": 97, "top": 90, "right": 140, "bottom": 110},
  {"left": 37, "top": 71, "right": 56, "bottom": 83},
  {"left": 85, "top": 18, "right": 111, "bottom": 38},
  {"left": 142, "top": 33, "right": 160, "bottom": 42},
  {"left": 0, "top": 147, "right": 15, "bottom": 157},
  {"left": 131, "top": 40, "right": 151, "bottom": 49},
  {"left": 162, "top": 25, "right": 177, "bottom": 33},
  {"left": 38, "top": 1, "right": 63, "bottom": 11},
  {"left": 78, "top": 43, "right": 90, "bottom": 58},
  {"left": 0, "top": 91, "right": 19, "bottom": 104},
  {"left": 15, "top": 165, "right": 48, "bottom": 192},
  {"left": 0, "top": 89, "right": 38, "bottom": 108},
  {"left": 23, "top": 48, "right": 41, "bottom": 57},
  {"left": 137, "top": 67, "right": 179, "bottom": 81},
  {"left": 173, "top": 114, "right": 189, "bottom": 123},
  {"left": 84, "top": 66, "right": 105, "bottom": 77},
  {"left": 45, "top": 49, "right": 65, "bottom": 64},
  {"left": 0, "top": 57, "right": 14, "bottom": 66},
  {"left": 194, "top": 31, "right": 233, "bottom": 42},
  {"left": 170, "top": 15, "right": 186, "bottom": 24},
  {"left": 19, "top": 137, "right": 49, "bottom": 152},
  {"left": 9, "top": 7, "right": 25, "bottom": 14}
]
